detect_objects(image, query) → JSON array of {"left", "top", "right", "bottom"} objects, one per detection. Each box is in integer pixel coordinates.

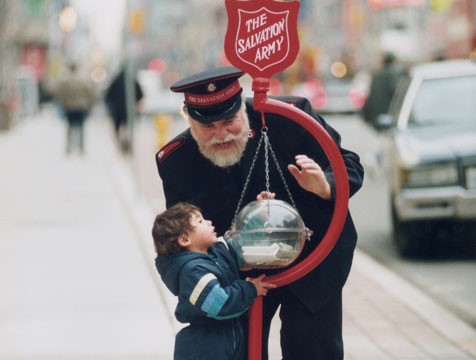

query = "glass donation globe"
[{"left": 225, "top": 199, "right": 313, "bottom": 269}]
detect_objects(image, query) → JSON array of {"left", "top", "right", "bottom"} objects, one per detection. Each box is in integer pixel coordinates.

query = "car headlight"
[{"left": 401, "top": 164, "right": 459, "bottom": 187}]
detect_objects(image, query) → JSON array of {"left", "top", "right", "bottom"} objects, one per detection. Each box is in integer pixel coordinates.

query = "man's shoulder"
[
  {"left": 245, "top": 95, "right": 315, "bottom": 127},
  {"left": 155, "top": 130, "right": 193, "bottom": 167}
]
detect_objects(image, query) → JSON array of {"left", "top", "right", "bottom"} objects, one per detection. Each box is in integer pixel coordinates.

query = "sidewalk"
[
  {"left": 1, "top": 107, "right": 475, "bottom": 359},
  {"left": 0, "top": 107, "right": 178, "bottom": 359}
]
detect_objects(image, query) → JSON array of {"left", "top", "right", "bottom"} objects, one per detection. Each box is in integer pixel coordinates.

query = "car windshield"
[{"left": 409, "top": 74, "right": 476, "bottom": 126}]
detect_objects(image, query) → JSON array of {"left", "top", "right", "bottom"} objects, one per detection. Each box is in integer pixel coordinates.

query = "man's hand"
[{"left": 288, "top": 154, "right": 332, "bottom": 200}]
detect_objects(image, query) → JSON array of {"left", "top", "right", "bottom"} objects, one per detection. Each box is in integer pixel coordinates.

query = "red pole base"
[{"left": 248, "top": 296, "right": 263, "bottom": 360}]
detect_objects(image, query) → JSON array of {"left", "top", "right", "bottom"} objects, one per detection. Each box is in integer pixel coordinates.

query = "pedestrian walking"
[
  {"left": 362, "top": 52, "right": 403, "bottom": 127},
  {"left": 152, "top": 202, "right": 275, "bottom": 360},
  {"left": 104, "top": 68, "right": 143, "bottom": 153},
  {"left": 54, "top": 63, "right": 95, "bottom": 155},
  {"left": 155, "top": 66, "right": 364, "bottom": 359}
]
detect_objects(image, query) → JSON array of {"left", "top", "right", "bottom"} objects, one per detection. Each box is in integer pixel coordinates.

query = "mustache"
[{"left": 205, "top": 133, "right": 239, "bottom": 146}]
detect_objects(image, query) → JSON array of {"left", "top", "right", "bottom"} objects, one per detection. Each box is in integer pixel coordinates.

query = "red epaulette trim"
[{"left": 156, "top": 136, "right": 187, "bottom": 165}]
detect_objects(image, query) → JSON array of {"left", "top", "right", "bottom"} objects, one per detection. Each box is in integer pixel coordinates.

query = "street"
[{"left": 327, "top": 114, "right": 476, "bottom": 330}]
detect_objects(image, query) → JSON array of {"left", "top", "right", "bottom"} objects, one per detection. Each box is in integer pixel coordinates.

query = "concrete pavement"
[
  {"left": 0, "top": 106, "right": 178, "bottom": 359},
  {"left": 1, "top": 105, "right": 475, "bottom": 359}
]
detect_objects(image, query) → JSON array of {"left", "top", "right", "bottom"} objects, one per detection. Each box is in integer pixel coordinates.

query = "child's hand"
[
  {"left": 246, "top": 274, "right": 276, "bottom": 296},
  {"left": 256, "top": 191, "right": 276, "bottom": 200}
]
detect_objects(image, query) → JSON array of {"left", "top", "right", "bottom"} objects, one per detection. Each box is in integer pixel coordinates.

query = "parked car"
[{"left": 375, "top": 59, "right": 476, "bottom": 257}]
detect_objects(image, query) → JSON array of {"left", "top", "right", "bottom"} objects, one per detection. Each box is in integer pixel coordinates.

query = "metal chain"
[
  {"left": 231, "top": 130, "right": 265, "bottom": 225},
  {"left": 266, "top": 135, "right": 298, "bottom": 209},
  {"left": 263, "top": 128, "right": 272, "bottom": 227},
  {"left": 231, "top": 126, "right": 298, "bottom": 227},
  {"left": 263, "top": 128, "right": 270, "bottom": 194}
]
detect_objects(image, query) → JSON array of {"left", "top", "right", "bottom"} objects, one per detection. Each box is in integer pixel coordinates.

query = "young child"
[{"left": 152, "top": 202, "right": 275, "bottom": 360}]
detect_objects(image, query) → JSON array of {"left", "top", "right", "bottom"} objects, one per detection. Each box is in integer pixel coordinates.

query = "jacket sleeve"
[{"left": 178, "top": 262, "right": 257, "bottom": 320}]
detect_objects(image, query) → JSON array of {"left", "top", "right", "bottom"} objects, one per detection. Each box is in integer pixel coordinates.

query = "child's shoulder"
[
  {"left": 212, "top": 236, "right": 238, "bottom": 255},
  {"left": 215, "top": 236, "right": 230, "bottom": 250},
  {"left": 211, "top": 237, "right": 241, "bottom": 265}
]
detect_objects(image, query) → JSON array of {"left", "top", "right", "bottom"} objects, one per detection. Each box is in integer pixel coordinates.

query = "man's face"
[{"left": 189, "top": 107, "right": 250, "bottom": 168}]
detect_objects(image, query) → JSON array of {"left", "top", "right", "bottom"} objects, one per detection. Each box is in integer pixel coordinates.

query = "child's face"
[{"left": 185, "top": 211, "right": 218, "bottom": 253}]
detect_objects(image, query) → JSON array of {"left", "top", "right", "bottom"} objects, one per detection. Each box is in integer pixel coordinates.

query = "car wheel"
[{"left": 391, "top": 202, "right": 431, "bottom": 258}]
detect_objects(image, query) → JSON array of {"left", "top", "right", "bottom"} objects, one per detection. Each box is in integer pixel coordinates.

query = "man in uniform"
[{"left": 156, "top": 66, "right": 364, "bottom": 359}]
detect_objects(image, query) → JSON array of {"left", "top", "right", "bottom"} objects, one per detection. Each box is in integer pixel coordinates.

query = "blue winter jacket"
[{"left": 155, "top": 239, "right": 257, "bottom": 360}]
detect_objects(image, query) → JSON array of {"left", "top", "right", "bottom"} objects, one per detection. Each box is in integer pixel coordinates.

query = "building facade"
[
  {"left": 122, "top": 0, "right": 476, "bottom": 90},
  {"left": 0, "top": 0, "right": 67, "bottom": 128}
]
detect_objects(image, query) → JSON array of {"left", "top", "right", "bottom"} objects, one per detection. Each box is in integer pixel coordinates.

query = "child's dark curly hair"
[{"left": 152, "top": 202, "right": 201, "bottom": 256}]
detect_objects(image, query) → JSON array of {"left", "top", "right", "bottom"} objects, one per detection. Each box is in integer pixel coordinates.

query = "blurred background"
[{"left": 1, "top": 0, "right": 475, "bottom": 127}]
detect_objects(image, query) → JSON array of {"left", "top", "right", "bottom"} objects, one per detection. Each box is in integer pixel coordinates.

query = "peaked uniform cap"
[{"left": 170, "top": 66, "right": 245, "bottom": 123}]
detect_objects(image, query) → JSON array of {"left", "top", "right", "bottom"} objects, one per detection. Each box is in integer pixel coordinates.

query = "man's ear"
[{"left": 178, "top": 234, "right": 190, "bottom": 248}]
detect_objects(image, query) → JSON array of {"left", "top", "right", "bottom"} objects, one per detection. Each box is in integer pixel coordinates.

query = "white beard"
[{"left": 190, "top": 116, "right": 250, "bottom": 168}]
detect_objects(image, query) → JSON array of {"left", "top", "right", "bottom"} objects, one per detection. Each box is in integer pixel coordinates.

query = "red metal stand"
[
  {"left": 247, "top": 78, "right": 350, "bottom": 360},
  {"left": 223, "top": 2, "right": 349, "bottom": 358}
]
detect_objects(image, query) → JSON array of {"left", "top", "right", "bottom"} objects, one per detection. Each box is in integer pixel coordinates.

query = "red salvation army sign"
[{"left": 225, "top": 0, "right": 300, "bottom": 78}]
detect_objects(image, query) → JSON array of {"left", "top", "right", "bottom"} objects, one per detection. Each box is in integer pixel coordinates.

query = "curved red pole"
[
  {"left": 248, "top": 78, "right": 350, "bottom": 360},
  {"left": 257, "top": 106, "right": 349, "bottom": 285}
]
